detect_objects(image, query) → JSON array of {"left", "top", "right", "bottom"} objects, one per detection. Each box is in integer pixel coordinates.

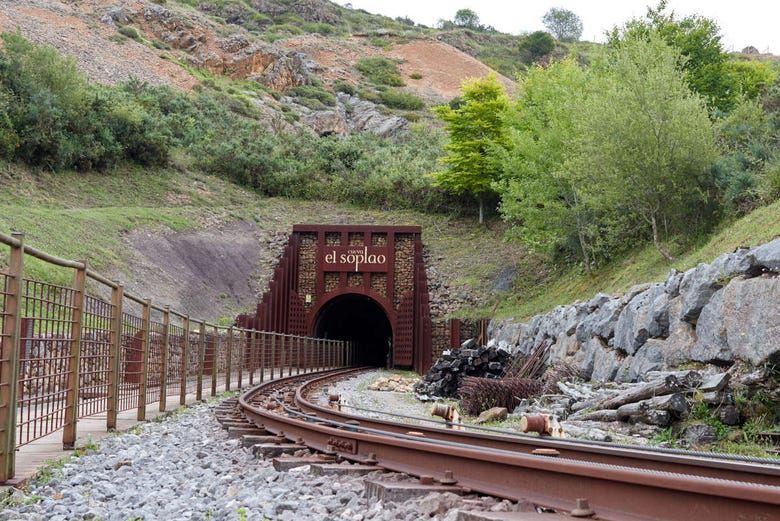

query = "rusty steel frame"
[
  {"left": 239, "top": 370, "right": 780, "bottom": 521},
  {"left": 0, "top": 231, "right": 338, "bottom": 482}
]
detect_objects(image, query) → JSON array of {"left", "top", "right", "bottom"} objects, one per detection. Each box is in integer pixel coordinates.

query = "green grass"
[
  {"left": 378, "top": 89, "right": 424, "bottom": 110},
  {"left": 356, "top": 57, "right": 405, "bottom": 87},
  {"left": 487, "top": 198, "right": 780, "bottom": 320}
]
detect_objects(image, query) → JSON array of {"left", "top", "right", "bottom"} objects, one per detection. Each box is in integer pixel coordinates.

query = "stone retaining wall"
[{"left": 488, "top": 239, "right": 780, "bottom": 382}]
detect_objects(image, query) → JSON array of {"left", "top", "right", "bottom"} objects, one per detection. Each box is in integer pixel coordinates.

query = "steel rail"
[
  {"left": 238, "top": 370, "right": 780, "bottom": 521},
  {"left": 292, "top": 369, "right": 780, "bottom": 485}
]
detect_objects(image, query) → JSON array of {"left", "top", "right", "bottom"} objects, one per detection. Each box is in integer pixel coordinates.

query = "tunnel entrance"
[{"left": 313, "top": 294, "right": 392, "bottom": 367}]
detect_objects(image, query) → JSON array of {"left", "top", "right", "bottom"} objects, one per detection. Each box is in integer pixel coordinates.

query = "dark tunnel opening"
[{"left": 313, "top": 294, "right": 392, "bottom": 367}]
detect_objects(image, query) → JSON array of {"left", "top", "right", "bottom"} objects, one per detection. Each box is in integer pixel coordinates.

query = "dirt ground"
[{"left": 119, "top": 221, "right": 270, "bottom": 321}]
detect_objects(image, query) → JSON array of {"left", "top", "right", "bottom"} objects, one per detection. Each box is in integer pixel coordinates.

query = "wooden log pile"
[
  {"left": 565, "top": 370, "right": 731, "bottom": 427},
  {"left": 413, "top": 346, "right": 512, "bottom": 398}
]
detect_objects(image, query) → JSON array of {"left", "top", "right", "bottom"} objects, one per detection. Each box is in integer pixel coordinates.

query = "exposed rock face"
[
  {"left": 140, "top": 3, "right": 309, "bottom": 90},
  {"left": 488, "top": 238, "right": 780, "bottom": 382},
  {"left": 338, "top": 94, "right": 409, "bottom": 137}
]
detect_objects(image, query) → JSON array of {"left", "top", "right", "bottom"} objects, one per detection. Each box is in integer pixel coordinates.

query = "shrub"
[
  {"left": 334, "top": 80, "right": 356, "bottom": 95},
  {"left": 288, "top": 84, "right": 336, "bottom": 106},
  {"left": 118, "top": 26, "right": 141, "bottom": 41},
  {"left": 519, "top": 31, "right": 555, "bottom": 60},
  {"left": 356, "top": 57, "right": 404, "bottom": 86},
  {"left": 379, "top": 88, "right": 424, "bottom": 110},
  {"left": 409, "top": 72, "right": 423, "bottom": 80}
]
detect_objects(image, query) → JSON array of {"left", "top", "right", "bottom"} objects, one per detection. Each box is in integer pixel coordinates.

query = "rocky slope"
[
  {"left": 0, "top": 0, "right": 515, "bottom": 138},
  {"left": 489, "top": 238, "right": 780, "bottom": 382}
]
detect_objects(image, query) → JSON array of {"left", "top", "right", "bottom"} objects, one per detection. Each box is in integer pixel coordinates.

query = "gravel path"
[
  {"left": 1, "top": 397, "right": 515, "bottom": 521},
  {"left": 325, "top": 370, "right": 450, "bottom": 426}
]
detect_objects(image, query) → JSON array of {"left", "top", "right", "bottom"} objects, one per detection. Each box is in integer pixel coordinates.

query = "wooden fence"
[{"left": 0, "top": 231, "right": 354, "bottom": 482}]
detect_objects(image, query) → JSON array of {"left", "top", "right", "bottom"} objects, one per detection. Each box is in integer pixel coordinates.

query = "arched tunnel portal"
[{"left": 313, "top": 293, "right": 393, "bottom": 367}]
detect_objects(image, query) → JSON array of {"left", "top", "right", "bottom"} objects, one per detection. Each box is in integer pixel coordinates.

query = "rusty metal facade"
[
  {"left": 0, "top": 231, "right": 348, "bottom": 483},
  {"left": 237, "top": 225, "right": 433, "bottom": 373}
]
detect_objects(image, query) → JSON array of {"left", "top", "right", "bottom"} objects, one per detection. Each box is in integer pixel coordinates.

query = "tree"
[
  {"left": 542, "top": 8, "right": 583, "bottom": 42},
  {"left": 453, "top": 9, "right": 481, "bottom": 30},
  {"left": 519, "top": 31, "right": 555, "bottom": 61},
  {"left": 607, "top": 1, "right": 734, "bottom": 112},
  {"left": 569, "top": 34, "right": 716, "bottom": 261},
  {"left": 493, "top": 59, "right": 593, "bottom": 267},
  {"left": 433, "top": 75, "right": 509, "bottom": 224}
]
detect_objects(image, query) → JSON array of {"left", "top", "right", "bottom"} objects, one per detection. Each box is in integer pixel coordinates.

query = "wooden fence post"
[
  {"left": 158, "top": 306, "right": 170, "bottom": 412},
  {"left": 180, "top": 315, "right": 189, "bottom": 406},
  {"left": 211, "top": 325, "right": 218, "bottom": 397},
  {"left": 196, "top": 320, "right": 205, "bottom": 401},
  {"left": 260, "top": 332, "right": 266, "bottom": 383},
  {"left": 231, "top": 329, "right": 241, "bottom": 391},
  {"left": 225, "top": 326, "right": 233, "bottom": 392},
  {"left": 248, "top": 331, "right": 255, "bottom": 386},
  {"left": 136, "top": 299, "right": 151, "bottom": 422},
  {"left": 0, "top": 232, "right": 24, "bottom": 481},
  {"left": 62, "top": 261, "right": 86, "bottom": 449},
  {"left": 296, "top": 336, "right": 301, "bottom": 375},
  {"left": 270, "top": 333, "right": 276, "bottom": 380},
  {"left": 106, "top": 282, "right": 124, "bottom": 431}
]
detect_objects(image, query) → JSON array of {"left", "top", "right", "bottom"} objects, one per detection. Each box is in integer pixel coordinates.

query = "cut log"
[
  {"left": 616, "top": 393, "right": 688, "bottom": 421},
  {"left": 567, "top": 409, "right": 619, "bottom": 422},
  {"left": 644, "top": 370, "right": 702, "bottom": 389},
  {"left": 698, "top": 372, "right": 730, "bottom": 393},
  {"left": 596, "top": 376, "right": 683, "bottom": 410}
]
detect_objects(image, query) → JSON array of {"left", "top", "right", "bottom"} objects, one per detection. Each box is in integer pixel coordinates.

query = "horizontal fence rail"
[{"left": 0, "top": 231, "right": 355, "bottom": 482}]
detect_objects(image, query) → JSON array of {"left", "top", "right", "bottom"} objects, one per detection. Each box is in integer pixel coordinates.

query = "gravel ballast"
[{"left": 1, "top": 399, "right": 515, "bottom": 521}]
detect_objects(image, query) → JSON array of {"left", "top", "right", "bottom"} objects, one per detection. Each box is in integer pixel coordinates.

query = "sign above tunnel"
[
  {"left": 320, "top": 245, "right": 389, "bottom": 272},
  {"left": 236, "top": 224, "right": 433, "bottom": 373}
]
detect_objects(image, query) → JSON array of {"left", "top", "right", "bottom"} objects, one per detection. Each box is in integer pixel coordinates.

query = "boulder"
[
  {"left": 690, "top": 289, "right": 732, "bottom": 363},
  {"left": 747, "top": 238, "right": 780, "bottom": 273},
  {"left": 679, "top": 248, "right": 751, "bottom": 322},
  {"left": 662, "top": 296, "right": 697, "bottom": 359},
  {"left": 575, "top": 297, "right": 624, "bottom": 343},
  {"left": 613, "top": 284, "right": 669, "bottom": 354},
  {"left": 693, "top": 276, "right": 780, "bottom": 365},
  {"left": 664, "top": 269, "right": 683, "bottom": 297},
  {"left": 720, "top": 276, "right": 780, "bottom": 365},
  {"left": 578, "top": 336, "right": 620, "bottom": 381},
  {"left": 549, "top": 333, "right": 579, "bottom": 363},
  {"left": 627, "top": 339, "right": 667, "bottom": 381},
  {"left": 683, "top": 423, "right": 717, "bottom": 446},
  {"left": 337, "top": 94, "right": 408, "bottom": 137}
]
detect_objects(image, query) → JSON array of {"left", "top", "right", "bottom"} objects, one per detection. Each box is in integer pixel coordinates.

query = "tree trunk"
[
  {"left": 595, "top": 375, "right": 683, "bottom": 410},
  {"left": 478, "top": 196, "right": 484, "bottom": 225},
  {"left": 650, "top": 212, "right": 674, "bottom": 261}
]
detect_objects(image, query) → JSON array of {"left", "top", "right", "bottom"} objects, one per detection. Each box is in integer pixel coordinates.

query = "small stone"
[
  {"left": 683, "top": 423, "right": 717, "bottom": 446},
  {"left": 475, "top": 407, "right": 508, "bottom": 424}
]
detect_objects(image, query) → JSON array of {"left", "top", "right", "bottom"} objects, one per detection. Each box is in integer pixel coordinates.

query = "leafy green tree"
[
  {"left": 727, "top": 60, "right": 777, "bottom": 100},
  {"left": 542, "top": 8, "right": 583, "bottom": 42},
  {"left": 453, "top": 9, "right": 481, "bottom": 30},
  {"left": 570, "top": 34, "right": 716, "bottom": 261},
  {"left": 608, "top": 1, "right": 735, "bottom": 112},
  {"left": 433, "top": 74, "right": 509, "bottom": 224},
  {"left": 493, "top": 59, "right": 593, "bottom": 267},
  {"left": 519, "top": 31, "right": 556, "bottom": 61}
]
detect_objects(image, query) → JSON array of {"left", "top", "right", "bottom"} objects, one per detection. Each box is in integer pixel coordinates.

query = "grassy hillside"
[{"left": 0, "top": 161, "right": 529, "bottom": 320}]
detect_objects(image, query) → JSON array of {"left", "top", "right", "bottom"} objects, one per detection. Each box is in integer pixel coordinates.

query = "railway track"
[{"left": 236, "top": 368, "right": 780, "bottom": 521}]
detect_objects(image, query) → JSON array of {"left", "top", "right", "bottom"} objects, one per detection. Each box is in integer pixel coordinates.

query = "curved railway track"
[{"left": 238, "top": 368, "right": 780, "bottom": 521}]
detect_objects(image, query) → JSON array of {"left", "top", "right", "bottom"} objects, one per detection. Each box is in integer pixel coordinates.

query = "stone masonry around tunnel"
[{"left": 236, "top": 225, "right": 434, "bottom": 372}]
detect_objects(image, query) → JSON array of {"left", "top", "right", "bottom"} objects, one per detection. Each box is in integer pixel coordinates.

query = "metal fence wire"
[{"left": 0, "top": 231, "right": 347, "bottom": 483}]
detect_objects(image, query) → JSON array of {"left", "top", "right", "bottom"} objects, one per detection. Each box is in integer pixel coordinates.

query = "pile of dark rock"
[{"left": 413, "top": 342, "right": 512, "bottom": 399}]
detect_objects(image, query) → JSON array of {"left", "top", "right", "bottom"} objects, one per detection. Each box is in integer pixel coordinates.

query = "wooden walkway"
[{"left": 11, "top": 369, "right": 287, "bottom": 485}]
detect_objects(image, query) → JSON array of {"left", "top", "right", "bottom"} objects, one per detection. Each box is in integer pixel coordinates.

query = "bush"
[
  {"left": 519, "top": 31, "right": 555, "bottom": 61},
  {"left": 356, "top": 57, "right": 404, "bottom": 86},
  {"left": 288, "top": 84, "right": 336, "bottom": 106},
  {"left": 379, "top": 89, "right": 424, "bottom": 110},
  {"left": 118, "top": 26, "right": 141, "bottom": 41},
  {"left": 409, "top": 72, "right": 423, "bottom": 80},
  {"left": 334, "top": 80, "right": 356, "bottom": 95}
]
